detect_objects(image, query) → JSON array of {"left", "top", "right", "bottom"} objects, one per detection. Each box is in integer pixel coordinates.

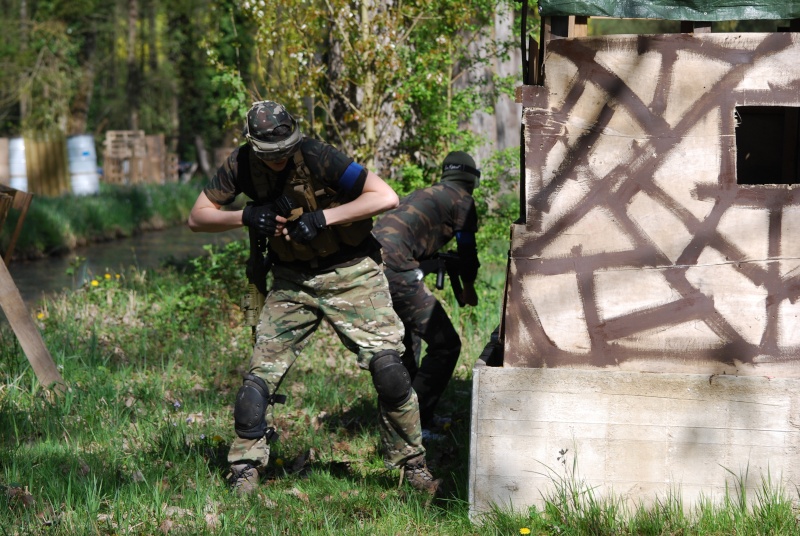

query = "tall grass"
[
  {"left": 0, "top": 237, "right": 501, "bottom": 535},
  {"left": 2, "top": 232, "right": 800, "bottom": 534}
]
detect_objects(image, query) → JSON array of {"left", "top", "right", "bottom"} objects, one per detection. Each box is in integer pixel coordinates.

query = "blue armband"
[
  {"left": 455, "top": 231, "right": 476, "bottom": 246},
  {"left": 338, "top": 162, "right": 365, "bottom": 193}
]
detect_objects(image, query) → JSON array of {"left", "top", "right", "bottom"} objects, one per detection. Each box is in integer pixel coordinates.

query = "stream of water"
[{"left": 7, "top": 225, "right": 244, "bottom": 308}]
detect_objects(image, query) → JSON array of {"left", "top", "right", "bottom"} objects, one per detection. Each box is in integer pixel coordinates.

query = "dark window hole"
[{"left": 735, "top": 106, "right": 800, "bottom": 185}]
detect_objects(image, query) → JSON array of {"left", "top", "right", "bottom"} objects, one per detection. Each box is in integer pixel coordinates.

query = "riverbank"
[
  {"left": 8, "top": 224, "right": 244, "bottom": 307},
  {"left": 1, "top": 181, "right": 204, "bottom": 261}
]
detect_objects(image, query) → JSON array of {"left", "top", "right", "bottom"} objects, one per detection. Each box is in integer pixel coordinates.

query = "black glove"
[
  {"left": 288, "top": 210, "right": 327, "bottom": 244},
  {"left": 242, "top": 204, "right": 280, "bottom": 235}
]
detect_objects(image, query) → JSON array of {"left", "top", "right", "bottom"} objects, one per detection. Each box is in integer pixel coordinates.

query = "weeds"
[{"left": 484, "top": 452, "right": 800, "bottom": 536}]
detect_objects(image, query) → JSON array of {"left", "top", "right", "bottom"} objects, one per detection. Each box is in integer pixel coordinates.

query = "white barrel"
[
  {"left": 8, "top": 137, "right": 27, "bottom": 192},
  {"left": 70, "top": 172, "right": 100, "bottom": 196},
  {"left": 67, "top": 134, "right": 99, "bottom": 195}
]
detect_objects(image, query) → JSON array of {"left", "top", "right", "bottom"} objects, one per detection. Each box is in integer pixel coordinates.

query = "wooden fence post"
[{"left": 0, "top": 260, "right": 66, "bottom": 394}]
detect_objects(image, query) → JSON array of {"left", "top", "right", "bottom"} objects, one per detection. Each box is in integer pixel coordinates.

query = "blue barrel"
[
  {"left": 8, "top": 137, "right": 27, "bottom": 192},
  {"left": 67, "top": 134, "right": 99, "bottom": 195}
]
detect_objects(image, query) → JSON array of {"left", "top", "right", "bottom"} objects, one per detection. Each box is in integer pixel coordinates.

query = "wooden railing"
[{"left": 0, "top": 184, "right": 33, "bottom": 266}]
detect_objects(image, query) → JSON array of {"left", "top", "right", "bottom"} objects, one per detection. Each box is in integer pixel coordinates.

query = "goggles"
[{"left": 248, "top": 128, "right": 302, "bottom": 161}]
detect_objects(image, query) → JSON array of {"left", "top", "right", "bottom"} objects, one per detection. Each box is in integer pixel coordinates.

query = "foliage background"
[{"left": 0, "top": 0, "right": 531, "bottom": 199}]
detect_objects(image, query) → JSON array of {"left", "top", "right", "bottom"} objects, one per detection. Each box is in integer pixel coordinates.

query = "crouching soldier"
[
  {"left": 374, "top": 151, "right": 481, "bottom": 438},
  {"left": 188, "top": 100, "right": 441, "bottom": 495}
]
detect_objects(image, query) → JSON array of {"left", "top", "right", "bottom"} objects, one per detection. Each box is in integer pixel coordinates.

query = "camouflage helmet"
[
  {"left": 441, "top": 151, "right": 480, "bottom": 191},
  {"left": 243, "top": 101, "right": 302, "bottom": 161}
]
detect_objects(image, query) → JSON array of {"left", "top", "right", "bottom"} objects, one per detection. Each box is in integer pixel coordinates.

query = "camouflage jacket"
[
  {"left": 374, "top": 182, "right": 480, "bottom": 282},
  {"left": 204, "top": 138, "right": 377, "bottom": 267}
]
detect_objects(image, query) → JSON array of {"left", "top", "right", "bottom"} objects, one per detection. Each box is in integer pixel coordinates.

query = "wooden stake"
[{"left": 0, "top": 258, "right": 66, "bottom": 394}]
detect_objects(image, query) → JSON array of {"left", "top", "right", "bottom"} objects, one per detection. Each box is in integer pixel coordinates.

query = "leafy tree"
[
  {"left": 0, "top": 0, "right": 528, "bottom": 186},
  {"left": 0, "top": 0, "right": 81, "bottom": 134},
  {"left": 216, "top": 0, "right": 519, "bottom": 190},
  {"left": 0, "top": 0, "right": 253, "bottom": 169}
]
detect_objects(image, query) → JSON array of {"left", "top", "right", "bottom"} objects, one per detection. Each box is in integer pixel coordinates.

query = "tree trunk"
[
  {"left": 127, "top": 0, "right": 140, "bottom": 131},
  {"left": 360, "top": 0, "right": 375, "bottom": 169},
  {"left": 194, "top": 135, "right": 211, "bottom": 179},
  {"left": 19, "top": 0, "right": 29, "bottom": 124},
  {"left": 147, "top": 0, "right": 157, "bottom": 73},
  {"left": 68, "top": 44, "right": 97, "bottom": 135}
]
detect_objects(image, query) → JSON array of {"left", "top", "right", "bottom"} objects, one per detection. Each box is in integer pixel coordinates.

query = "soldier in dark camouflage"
[
  {"left": 373, "top": 151, "right": 481, "bottom": 439},
  {"left": 187, "top": 101, "right": 441, "bottom": 496}
]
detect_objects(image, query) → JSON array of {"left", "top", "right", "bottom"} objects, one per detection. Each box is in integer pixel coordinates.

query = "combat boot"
[
  {"left": 227, "top": 463, "right": 260, "bottom": 495},
  {"left": 401, "top": 454, "right": 442, "bottom": 494}
]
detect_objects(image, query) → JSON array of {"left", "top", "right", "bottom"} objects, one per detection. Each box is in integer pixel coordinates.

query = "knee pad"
[
  {"left": 369, "top": 350, "right": 412, "bottom": 408},
  {"left": 233, "top": 374, "right": 270, "bottom": 439}
]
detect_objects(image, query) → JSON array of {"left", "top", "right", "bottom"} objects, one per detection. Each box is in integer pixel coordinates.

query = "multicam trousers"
[
  {"left": 383, "top": 266, "right": 461, "bottom": 428},
  {"left": 227, "top": 256, "right": 425, "bottom": 469}
]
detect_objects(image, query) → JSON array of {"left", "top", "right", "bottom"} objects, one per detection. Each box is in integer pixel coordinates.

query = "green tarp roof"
[{"left": 538, "top": 1, "right": 800, "bottom": 20}]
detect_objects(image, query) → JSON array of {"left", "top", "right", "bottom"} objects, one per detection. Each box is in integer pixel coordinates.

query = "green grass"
[
  {"left": 1, "top": 181, "right": 202, "bottom": 260},
  {"left": 2, "top": 237, "right": 800, "bottom": 535}
]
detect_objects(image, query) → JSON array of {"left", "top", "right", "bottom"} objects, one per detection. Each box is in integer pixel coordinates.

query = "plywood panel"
[
  {"left": 510, "top": 33, "right": 800, "bottom": 371},
  {"left": 469, "top": 366, "right": 800, "bottom": 519}
]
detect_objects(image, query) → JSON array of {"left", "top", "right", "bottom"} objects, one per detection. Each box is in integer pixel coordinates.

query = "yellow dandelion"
[
  {"left": 520, "top": 529, "right": 531, "bottom": 535},
  {"left": 275, "top": 458, "right": 284, "bottom": 467},
  {"left": 91, "top": 280, "right": 99, "bottom": 287},
  {"left": 36, "top": 312, "right": 45, "bottom": 320},
  {"left": 104, "top": 273, "right": 111, "bottom": 279},
  {"left": 115, "top": 274, "right": 121, "bottom": 279}
]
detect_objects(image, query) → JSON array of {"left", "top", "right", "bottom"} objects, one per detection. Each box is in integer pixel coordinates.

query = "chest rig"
[{"left": 237, "top": 143, "right": 372, "bottom": 263}]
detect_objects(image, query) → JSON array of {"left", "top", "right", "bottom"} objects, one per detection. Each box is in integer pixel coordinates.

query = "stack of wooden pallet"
[
  {"left": 103, "top": 130, "right": 147, "bottom": 184},
  {"left": 103, "top": 131, "right": 178, "bottom": 184}
]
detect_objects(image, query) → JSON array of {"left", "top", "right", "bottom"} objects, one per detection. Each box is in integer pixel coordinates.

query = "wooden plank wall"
[
  {"left": 0, "top": 135, "right": 70, "bottom": 196},
  {"left": 26, "top": 133, "right": 70, "bottom": 197},
  {"left": 508, "top": 32, "right": 800, "bottom": 375},
  {"left": 469, "top": 366, "right": 800, "bottom": 518}
]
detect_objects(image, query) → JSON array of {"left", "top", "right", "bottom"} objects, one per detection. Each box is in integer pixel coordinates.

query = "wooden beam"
[
  {"left": 0, "top": 258, "right": 66, "bottom": 394},
  {"left": 571, "top": 15, "right": 589, "bottom": 37},
  {"left": 539, "top": 16, "right": 570, "bottom": 88},
  {"left": 528, "top": 36, "right": 540, "bottom": 86},
  {"left": 0, "top": 186, "right": 33, "bottom": 266}
]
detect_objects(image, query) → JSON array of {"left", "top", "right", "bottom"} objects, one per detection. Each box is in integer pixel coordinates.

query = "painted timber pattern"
[{"left": 509, "top": 32, "right": 800, "bottom": 373}]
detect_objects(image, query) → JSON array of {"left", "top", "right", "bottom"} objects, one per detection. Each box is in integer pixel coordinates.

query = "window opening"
[{"left": 735, "top": 106, "right": 800, "bottom": 185}]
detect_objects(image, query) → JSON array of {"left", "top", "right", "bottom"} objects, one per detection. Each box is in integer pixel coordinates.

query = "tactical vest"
[{"left": 237, "top": 143, "right": 373, "bottom": 263}]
